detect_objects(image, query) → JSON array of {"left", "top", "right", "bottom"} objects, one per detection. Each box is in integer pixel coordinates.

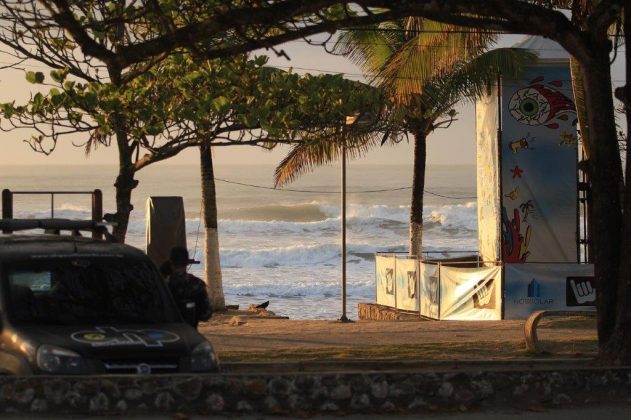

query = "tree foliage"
[
  {"left": 3, "top": 1, "right": 619, "bottom": 69},
  {"left": 275, "top": 18, "right": 535, "bottom": 257},
  {"left": 1, "top": 54, "right": 389, "bottom": 164}
]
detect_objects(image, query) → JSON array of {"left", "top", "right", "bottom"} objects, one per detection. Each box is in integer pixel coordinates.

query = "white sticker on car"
[{"left": 71, "top": 326, "right": 180, "bottom": 347}]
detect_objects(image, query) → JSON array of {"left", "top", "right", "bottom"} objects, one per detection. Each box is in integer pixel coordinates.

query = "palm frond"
[
  {"left": 419, "top": 48, "right": 537, "bottom": 118},
  {"left": 274, "top": 129, "right": 386, "bottom": 187},
  {"left": 372, "top": 19, "right": 497, "bottom": 102},
  {"left": 334, "top": 24, "right": 399, "bottom": 82}
]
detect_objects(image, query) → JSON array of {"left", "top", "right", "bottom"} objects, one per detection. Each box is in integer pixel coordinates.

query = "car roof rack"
[
  {"left": 1, "top": 189, "right": 115, "bottom": 241},
  {"left": 0, "top": 219, "right": 116, "bottom": 242}
]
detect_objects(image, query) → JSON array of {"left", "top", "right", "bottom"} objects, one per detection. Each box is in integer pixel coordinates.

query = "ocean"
[{"left": 0, "top": 163, "right": 477, "bottom": 319}]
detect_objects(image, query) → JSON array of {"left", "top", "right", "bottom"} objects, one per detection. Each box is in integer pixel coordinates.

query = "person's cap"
[{"left": 169, "top": 246, "right": 200, "bottom": 265}]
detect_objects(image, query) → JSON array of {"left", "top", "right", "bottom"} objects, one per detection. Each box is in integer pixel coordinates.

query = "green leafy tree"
[
  {"left": 0, "top": 54, "right": 388, "bottom": 308},
  {"left": 275, "top": 19, "right": 535, "bottom": 257},
  {"left": 126, "top": 54, "right": 389, "bottom": 309}
]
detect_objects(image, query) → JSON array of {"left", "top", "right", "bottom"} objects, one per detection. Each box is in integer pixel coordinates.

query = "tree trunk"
[
  {"left": 578, "top": 39, "right": 625, "bottom": 361},
  {"left": 409, "top": 129, "right": 427, "bottom": 257},
  {"left": 200, "top": 143, "right": 226, "bottom": 310},
  {"left": 108, "top": 17, "right": 137, "bottom": 244},
  {"left": 602, "top": 6, "right": 631, "bottom": 364},
  {"left": 111, "top": 122, "right": 137, "bottom": 243}
]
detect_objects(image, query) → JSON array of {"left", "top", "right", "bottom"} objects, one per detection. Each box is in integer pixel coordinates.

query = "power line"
[
  {"left": 5, "top": 57, "right": 625, "bottom": 85},
  {"left": 263, "top": 63, "right": 628, "bottom": 84},
  {"left": 290, "top": 38, "right": 627, "bottom": 49},
  {"left": 214, "top": 176, "right": 476, "bottom": 199},
  {"left": 330, "top": 28, "right": 626, "bottom": 38}
]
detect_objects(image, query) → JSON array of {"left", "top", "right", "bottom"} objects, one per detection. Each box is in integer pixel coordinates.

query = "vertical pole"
[
  {"left": 2, "top": 189, "right": 13, "bottom": 233},
  {"left": 393, "top": 256, "right": 397, "bottom": 309},
  {"left": 50, "top": 193, "right": 54, "bottom": 219},
  {"left": 437, "top": 262, "right": 442, "bottom": 320},
  {"left": 92, "top": 189, "right": 103, "bottom": 240},
  {"left": 496, "top": 75, "right": 504, "bottom": 262},
  {"left": 340, "top": 134, "right": 349, "bottom": 322},
  {"left": 416, "top": 257, "right": 420, "bottom": 314}
]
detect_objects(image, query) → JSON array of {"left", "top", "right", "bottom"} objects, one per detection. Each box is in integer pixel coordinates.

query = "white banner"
[
  {"left": 395, "top": 258, "right": 419, "bottom": 311},
  {"left": 476, "top": 82, "right": 501, "bottom": 264},
  {"left": 375, "top": 255, "right": 396, "bottom": 308},
  {"left": 419, "top": 262, "right": 439, "bottom": 319},
  {"left": 504, "top": 263, "right": 595, "bottom": 319},
  {"left": 439, "top": 265, "right": 502, "bottom": 320}
]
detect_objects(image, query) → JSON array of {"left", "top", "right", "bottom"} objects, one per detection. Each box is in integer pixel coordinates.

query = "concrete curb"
[{"left": 1, "top": 366, "right": 630, "bottom": 416}]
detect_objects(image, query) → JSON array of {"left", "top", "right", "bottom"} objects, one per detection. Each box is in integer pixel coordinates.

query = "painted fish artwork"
[
  {"left": 508, "top": 76, "right": 576, "bottom": 129},
  {"left": 501, "top": 207, "right": 532, "bottom": 263}
]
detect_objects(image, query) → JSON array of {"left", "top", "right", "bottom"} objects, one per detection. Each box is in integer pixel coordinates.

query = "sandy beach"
[{"left": 199, "top": 314, "right": 597, "bottom": 360}]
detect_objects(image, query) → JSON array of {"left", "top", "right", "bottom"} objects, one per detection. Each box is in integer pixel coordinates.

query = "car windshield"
[{"left": 6, "top": 258, "right": 176, "bottom": 325}]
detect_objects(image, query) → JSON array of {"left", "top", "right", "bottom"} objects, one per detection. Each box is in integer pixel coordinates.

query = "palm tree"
[
  {"left": 275, "top": 19, "right": 535, "bottom": 257},
  {"left": 199, "top": 142, "right": 226, "bottom": 310}
]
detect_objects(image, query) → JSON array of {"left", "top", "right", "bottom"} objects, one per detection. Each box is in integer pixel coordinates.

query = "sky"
[{"left": 0, "top": 34, "right": 626, "bottom": 168}]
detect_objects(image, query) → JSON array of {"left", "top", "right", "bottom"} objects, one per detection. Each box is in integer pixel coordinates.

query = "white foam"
[
  {"left": 219, "top": 241, "right": 406, "bottom": 268},
  {"left": 426, "top": 201, "right": 478, "bottom": 231}
]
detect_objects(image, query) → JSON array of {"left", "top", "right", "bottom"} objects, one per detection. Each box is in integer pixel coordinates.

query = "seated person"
[{"left": 165, "top": 247, "right": 212, "bottom": 327}]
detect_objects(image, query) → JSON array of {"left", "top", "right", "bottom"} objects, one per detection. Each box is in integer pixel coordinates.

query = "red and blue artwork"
[
  {"left": 501, "top": 207, "right": 531, "bottom": 263},
  {"left": 508, "top": 76, "right": 576, "bottom": 129},
  {"left": 500, "top": 66, "right": 578, "bottom": 263}
]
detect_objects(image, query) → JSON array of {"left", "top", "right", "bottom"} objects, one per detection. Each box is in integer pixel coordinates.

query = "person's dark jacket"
[{"left": 166, "top": 272, "right": 212, "bottom": 325}]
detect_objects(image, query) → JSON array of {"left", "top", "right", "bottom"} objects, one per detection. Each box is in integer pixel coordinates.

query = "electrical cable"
[{"left": 214, "top": 176, "right": 476, "bottom": 199}]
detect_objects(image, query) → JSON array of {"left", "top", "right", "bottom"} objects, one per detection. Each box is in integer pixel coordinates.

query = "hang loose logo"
[{"left": 566, "top": 277, "right": 596, "bottom": 306}]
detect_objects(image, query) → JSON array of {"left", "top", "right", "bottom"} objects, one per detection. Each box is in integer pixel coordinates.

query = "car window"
[
  {"left": 6, "top": 258, "right": 177, "bottom": 325},
  {"left": 9, "top": 271, "right": 52, "bottom": 293}
]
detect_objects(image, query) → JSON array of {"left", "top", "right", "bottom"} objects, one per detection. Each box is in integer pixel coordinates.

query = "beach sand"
[{"left": 198, "top": 313, "right": 597, "bottom": 361}]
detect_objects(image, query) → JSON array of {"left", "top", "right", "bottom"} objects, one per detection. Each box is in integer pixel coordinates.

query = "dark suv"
[{"left": 0, "top": 220, "right": 219, "bottom": 375}]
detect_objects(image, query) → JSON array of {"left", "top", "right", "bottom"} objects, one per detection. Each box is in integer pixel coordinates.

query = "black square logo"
[{"left": 566, "top": 276, "right": 596, "bottom": 306}]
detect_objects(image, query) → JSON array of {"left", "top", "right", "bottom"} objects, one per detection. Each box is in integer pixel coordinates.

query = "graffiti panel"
[
  {"left": 395, "top": 258, "right": 419, "bottom": 311},
  {"left": 419, "top": 262, "right": 439, "bottom": 319},
  {"left": 501, "top": 66, "right": 578, "bottom": 263},
  {"left": 439, "top": 266, "right": 502, "bottom": 320},
  {"left": 375, "top": 255, "right": 396, "bottom": 308}
]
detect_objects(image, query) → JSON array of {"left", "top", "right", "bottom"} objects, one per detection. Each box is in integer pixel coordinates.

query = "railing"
[
  {"left": 2, "top": 189, "right": 104, "bottom": 239},
  {"left": 376, "top": 250, "right": 485, "bottom": 267}
]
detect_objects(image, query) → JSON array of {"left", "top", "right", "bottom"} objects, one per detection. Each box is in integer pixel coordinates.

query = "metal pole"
[
  {"left": 2, "top": 189, "right": 13, "bottom": 233},
  {"left": 340, "top": 134, "right": 349, "bottom": 322},
  {"left": 92, "top": 189, "right": 103, "bottom": 240}
]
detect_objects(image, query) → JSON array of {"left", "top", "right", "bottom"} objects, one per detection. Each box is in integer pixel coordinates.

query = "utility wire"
[
  {"left": 214, "top": 177, "right": 476, "bottom": 199},
  {"left": 345, "top": 28, "right": 627, "bottom": 37}
]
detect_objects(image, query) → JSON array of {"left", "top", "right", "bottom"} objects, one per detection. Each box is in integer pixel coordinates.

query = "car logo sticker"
[{"left": 71, "top": 326, "right": 180, "bottom": 347}]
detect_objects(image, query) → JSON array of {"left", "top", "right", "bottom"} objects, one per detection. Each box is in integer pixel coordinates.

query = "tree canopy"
[{"left": 3, "top": 1, "right": 621, "bottom": 69}]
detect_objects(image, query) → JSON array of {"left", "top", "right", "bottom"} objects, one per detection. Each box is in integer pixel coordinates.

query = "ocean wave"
[
  {"left": 14, "top": 206, "right": 91, "bottom": 220},
  {"left": 223, "top": 203, "right": 328, "bottom": 222},
  {"left": 426, "top": 201, "right": 477, "bottom": 232},
  {"left": 16, "top": 199, "right": 477, "bottom": 232},
  {"left": 219, "top": 242, "right": 406, "bottom": 268}
]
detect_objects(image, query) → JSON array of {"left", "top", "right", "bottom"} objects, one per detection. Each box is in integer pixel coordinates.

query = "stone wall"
[
  {"left": 358, "top": 303, "right": 421, "bottom": 321},
  {"left": 1, "top": 367, "right": 630, "bottom": 416}
]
